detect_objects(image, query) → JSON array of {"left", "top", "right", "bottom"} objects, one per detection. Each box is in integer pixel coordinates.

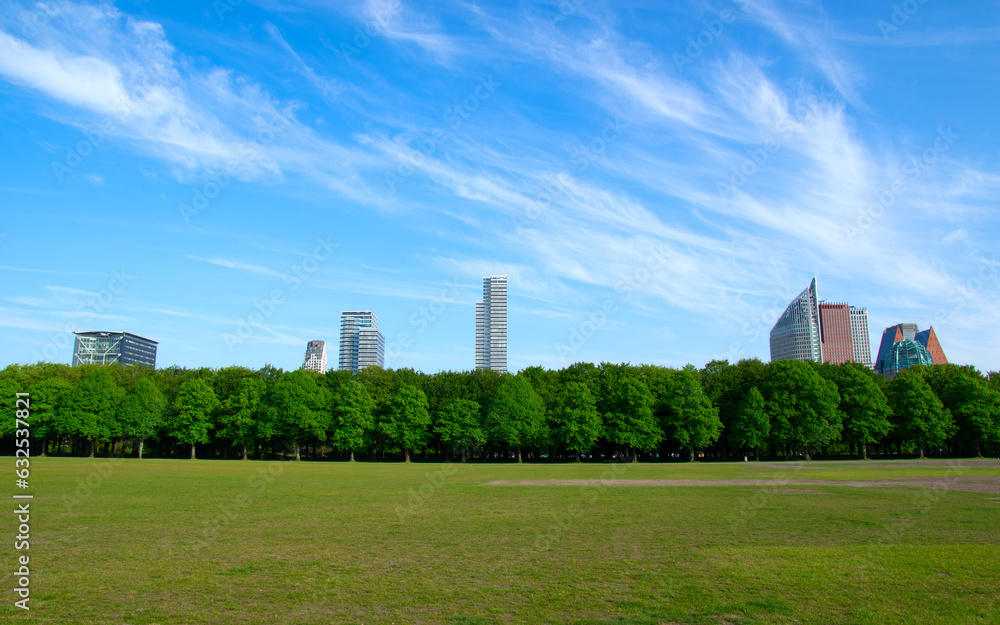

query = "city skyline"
[
  {"left": 1, "top": 2, "right": 998, "bottom": 374},
  {"left": 769, "top": 278, "right": 874, "bottom": 368}
]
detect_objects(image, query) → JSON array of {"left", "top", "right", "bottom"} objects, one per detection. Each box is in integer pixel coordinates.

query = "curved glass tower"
[{"left": 769, "top": 278, "right": 823, "bottom": 363}]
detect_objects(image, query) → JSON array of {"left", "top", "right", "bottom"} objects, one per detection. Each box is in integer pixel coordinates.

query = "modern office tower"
[
  {"left": 849, "top": 307, "right": 874, "bottom": 369},
  {"left": 475, "top": 275, "right": 507, "bottom": 372},
  {"left": 770, "top": 278, "right": 823, "bottom": 363},
  {"left": 302, "top": 340, "right": 328, "bottom": 373},
  {"left": 818, "top": 302, "right": 853, "bottom": 364},
  {"left": 874, "top": 323, "right": 948, "bottom": 377},
  {"left": 339, "top": 311, "right": 385, "bottom": 372},
  {"left": 72, "top": 331, "right": 157, "bottom": 367}
]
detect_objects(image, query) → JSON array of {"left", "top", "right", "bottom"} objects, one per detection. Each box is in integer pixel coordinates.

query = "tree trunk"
[
  {"left": 861, "top": 442, "right": 868, "bottom": 460},
  {"left": 190, "top": 443, "right": 197, "bottom": 460},
  {"left": 404, "top": 448, "right": 411, "bottom": 463},
  {"left": 294, "top": 440, "right": 301, "bottom": 461},
  {"left": 349, "top": 449, "right": 355, "bottom": 462},
  {"left": 517, "top": 446, "right": 522, "bottom": 463},
  {"left": 88, "top": 439, "right": 95, "bottom": 458},
  {"left": 976, "top": 440, "right": 984, "bottom": 458},
  {"left": 39, "top": 438, "right": 47, "bottom": 457},
  {"left": 919, "top": 446, "right": 925, "bottom": 459},
  {"left": 138, "top": 439, "right": 145, "bottom": 459},
  {"left": 689, "top": 446, "right": 695, "bottom": 463},
  {"left": 241, "top": 444, "right": 248, "bottom": 460}
]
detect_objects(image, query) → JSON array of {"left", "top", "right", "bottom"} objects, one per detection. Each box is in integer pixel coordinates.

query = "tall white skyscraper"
[
  {"left": 849, "top": 307, "right": 874, "bottom": 369},
  {"left": 475, "top": 275, "right": 507, "bottom": 372},
  {"left": 302, "top": 340, "right": 328, "bottom": 372},
  {"left": 339, "top": 311, "right": 385, "bottom": 372}
]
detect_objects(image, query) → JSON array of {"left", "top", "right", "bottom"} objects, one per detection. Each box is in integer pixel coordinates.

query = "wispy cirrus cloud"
[{"left": 186, "top": 256, "right": 286, "bottom": 279}]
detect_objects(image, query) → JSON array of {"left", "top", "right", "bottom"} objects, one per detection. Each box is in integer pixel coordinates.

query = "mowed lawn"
[{"left": 3, "top": 458, "right": 999, "bottom": 625}]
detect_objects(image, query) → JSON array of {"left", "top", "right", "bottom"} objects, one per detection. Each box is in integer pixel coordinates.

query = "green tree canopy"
[
  {"left": 602, "top": 374, "right": 660, "bottom": 460},
  {"left": 167, "top": 377, "right": 220, "bottom": 459},
  {"left": 550, "top": 382, "right": 602, "bottom": 460},
  {"left": 217, "top": 376, "right": 265, "bottom": 460},
  {"left": 485, "top": 374, "right": 547, "bottom": 462},
  {"left": 269, "top": 370, "right": 330, "bottom": 461},
  {"left": 64, "top": 368, "right": 125, "bottom": 456},
  {"left": 434, "top": 398, "right": 484, "bottom": 461},
  {"left": 117, "top": 377, "right": 167, "bottom": 458},
  {"left": 731, "top": 387, "right": 770, "bottom": 458},
  {"left": 763, "top": 360, "right": 841, "bottom": 459},
  {"left": 819, "top": 362, "right": 891, "bottom": 459},
  {"left": 653, "top": 367, "right": 723, "bottom": 461},
  {"left": 329, "top": 377, "right": 375, "bottom": 461},
  {"left": 28, "top": 376, "right": 73, "bottom": 452},
  {"left": 381, "top": 384, "right": 431, "bottom": 462},
  {"left": 886, "top": 368, "right": 955, "bottom": 457}
]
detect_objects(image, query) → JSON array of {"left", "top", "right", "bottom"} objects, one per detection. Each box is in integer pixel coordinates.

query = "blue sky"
[{"left": 1, "top": 0, "right": 998, "bottom": 374}]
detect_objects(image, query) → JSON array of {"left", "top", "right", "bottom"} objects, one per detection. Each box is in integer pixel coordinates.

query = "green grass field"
[{"left": 3, "top": 457, "right": 999, "bottom": 624}]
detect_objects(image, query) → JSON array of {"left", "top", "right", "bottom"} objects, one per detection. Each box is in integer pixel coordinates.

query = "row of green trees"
[{"left": 1, "top": 359, "right": 998, "bottom": 461}]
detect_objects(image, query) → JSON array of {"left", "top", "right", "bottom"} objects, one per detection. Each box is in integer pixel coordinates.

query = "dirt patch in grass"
[
  {"left": 483, "top": 476, "right": 1000, "bottom": 494},
  {"left": 740, "top": 488, "right": 831, "bottom": 494}
]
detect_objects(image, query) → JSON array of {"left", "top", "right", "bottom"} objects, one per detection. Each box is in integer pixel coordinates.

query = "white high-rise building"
[
  {"left": 475, "top": 275, "right": 507, "bottom": 372},
  {"left": 339, "top": 311, "right": 385, "bottom": 372},
  {"left": 849, "top": 307, "right": 874, "bottom": 369},
  {"left": 302, "top": 340, "right": 328, "bottom": 372}
]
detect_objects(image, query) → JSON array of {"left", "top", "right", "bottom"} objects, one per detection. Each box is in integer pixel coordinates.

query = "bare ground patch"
[
  {"left": 739, "top": 488, "right": 830, "bottom": 494},
  {"left": 483, "top": 476, "right": 1000, "bottom": 494}
]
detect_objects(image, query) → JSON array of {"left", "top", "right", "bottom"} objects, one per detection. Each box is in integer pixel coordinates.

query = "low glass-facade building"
[
  {"left": 874, "top": 323, "right": 947, "bottom": 377},
  {"left": 882, "top": 339, "right": 934, "bottom": 379},
  {"left": 72, "top": 331, "right": 158, "bottom": 367}
]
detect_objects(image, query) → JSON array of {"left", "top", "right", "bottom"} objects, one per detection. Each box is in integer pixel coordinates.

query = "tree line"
[{"left": 1, "top": 359, "right": 998, "bottom": 461}]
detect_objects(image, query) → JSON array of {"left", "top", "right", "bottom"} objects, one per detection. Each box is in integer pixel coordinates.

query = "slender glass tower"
[
  {"left": 339, "top": 311, "right": 385, "bottom": 372},
  {"left": 475, "top": 276, "right": 507, "bottom": 372}
]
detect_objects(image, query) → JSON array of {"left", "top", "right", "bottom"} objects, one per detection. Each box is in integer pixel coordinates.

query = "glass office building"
[
  {"left": 72, "top": 331, "right": 158, "bottom": 368},
  {"left": 882, "top": 339, "right": 934, "bottom": 378},
  {"left": 769, "top": 278, "right": 823, "bottom": 363},
  {"left": 475, "top": 275, "right": 507, "bottom": 372},
  {"left": 339, "top": 311, "right": 384, "bottom": 372}
]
